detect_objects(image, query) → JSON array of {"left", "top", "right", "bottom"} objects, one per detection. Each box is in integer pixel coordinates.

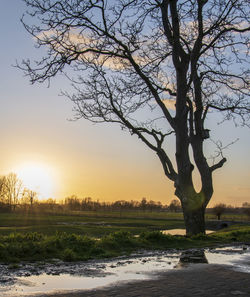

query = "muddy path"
[{"left": 1, "top": 244, "right": 250, "bottom": 296}]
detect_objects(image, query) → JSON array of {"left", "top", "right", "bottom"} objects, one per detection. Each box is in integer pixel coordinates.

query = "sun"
[{"left": 14, "top": 162, "right": 55, "bottom": 199}]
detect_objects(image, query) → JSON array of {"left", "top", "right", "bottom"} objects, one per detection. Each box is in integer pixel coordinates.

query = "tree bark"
[{"left": 182, "top": 202, "right": 206, "bottom": 235}]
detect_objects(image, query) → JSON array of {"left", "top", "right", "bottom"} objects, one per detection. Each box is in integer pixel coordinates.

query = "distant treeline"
[
  {"left": 0, "top": 194, "right": 181, "bottom": 213},
  {"left": 63, "top": 196, "right": 171, "bottom": 212},
  {"left": 0, "top": 172, "right": 181, "bottom": 213},
  {"left": 0, "top": 173, "right": 249, "bottom": 219}
]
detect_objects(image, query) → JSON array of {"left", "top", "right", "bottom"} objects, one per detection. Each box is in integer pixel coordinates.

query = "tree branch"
[{"left": 210, "top": 157, "right": 227, "bottom": 172}]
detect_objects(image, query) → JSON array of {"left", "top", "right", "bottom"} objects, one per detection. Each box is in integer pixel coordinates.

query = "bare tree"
[
  {"left": 4, "top": 173, "right": 23, "bottom": 210},
  {"left": 0, "top": 176, "right": 7, "bottom": 204},
  {"left": 169, "top": 199, "right": 181, "bottom": 213},
  {"left": 22, "top": 188, "right": 38, "bottom": 208},
  {"left": 212, "top": 203, "right": 227, "bottom": 220},
  {"left": 242, "top": 202, "right": 250, "bottom": 220},
  {"left": 20, "top": 0, "right": 249, "bottom": 235},
  {"left": 140, "top": 197, "right": 147, "bottom": 213}
]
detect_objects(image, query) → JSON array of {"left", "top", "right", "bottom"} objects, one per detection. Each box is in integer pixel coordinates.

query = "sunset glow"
[
  {"left": 0, "top": 0, "right": 249, "bottom": 207},
  {"left": 14, "top": 163, "right": 55, "bottom": 199}
]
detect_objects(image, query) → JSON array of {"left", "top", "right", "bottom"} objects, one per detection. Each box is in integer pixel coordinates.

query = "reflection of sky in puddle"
[
  {"left": 205, "top": 248, "right": 250, "bottom": 274},
  {"left": 2, "top": 247, "right": 250, "bottom": 296},
  {"left": 206, "top": 251, "right": 244, "bottom": 265},
  {"left": 15, "top": 272, "right": 149, "bottom": 293},
  {"left": 12, "top": 256, "right": 180, "bottom": 296},
  {"left": 162, "top": 229, "right": 214, "bottom": 235}
]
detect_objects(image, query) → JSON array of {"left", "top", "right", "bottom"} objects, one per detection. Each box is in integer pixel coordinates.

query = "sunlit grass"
[
  {"left": 0, "top": 226, "right": 250, "bottom": 263},
  {"left": 0, "top": 212, "right": 185, "bottom": 237},
  {"left": 0, "top": 210, "right": 248, "bottom": 238},
  {"left": 0, "top": 211, "right": 249, "bottom": 263}
]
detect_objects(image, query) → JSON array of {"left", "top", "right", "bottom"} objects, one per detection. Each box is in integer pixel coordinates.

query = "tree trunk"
[{"left": 182, "top": 205, "right": 205, "bottom": 236}]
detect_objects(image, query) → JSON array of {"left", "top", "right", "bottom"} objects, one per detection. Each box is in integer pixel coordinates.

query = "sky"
[{"left": 0, "top": 0, "right": 249, "bottom": 206}]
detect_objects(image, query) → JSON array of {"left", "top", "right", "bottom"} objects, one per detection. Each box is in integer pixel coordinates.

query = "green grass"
[
  {"left": 0, "top": 226, "right": 250, "bottom": 263},
  {"left": 205, "top": 213, "right": 249, "bottom": 222},
  {"left": 0, "top": 211, "right": 185, "bottom": 237},
  {"left": 0, "top": 211, "right": 249, "bottom": 263},
  {"left": 0, "top": 210, "right": 247, "bottom": 234}
]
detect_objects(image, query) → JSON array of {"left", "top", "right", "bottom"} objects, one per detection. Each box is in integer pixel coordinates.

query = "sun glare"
[{"left": 14, "top": 163, "right": 55, "bottom": 199}]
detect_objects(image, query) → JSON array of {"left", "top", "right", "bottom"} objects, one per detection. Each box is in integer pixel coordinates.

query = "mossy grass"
[{"left": 0, "top": 226, "right": 249, "bottom": 263}]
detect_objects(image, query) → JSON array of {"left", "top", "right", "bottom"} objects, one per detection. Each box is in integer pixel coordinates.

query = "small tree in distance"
[
  {"left": 212, "top": 203, "right": 227, "bottom": 220},
  {"left": 22, "top": 188, "right": 38, "bottom": 208},
  {"left": 242, "top": 202, "right": 250, "bottom": 221},
  {"left": 169, "top": 199, "right": 181, "bottom": 213},
  {"left": 19, "top": 0, "right": 249, "bottom": 235},
  {"left": 140, "top": 197, "right": 147, "bottom": 213}
]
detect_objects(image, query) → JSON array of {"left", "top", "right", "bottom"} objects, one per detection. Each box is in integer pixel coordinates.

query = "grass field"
[
  {"left": 0, "top": 210, "right": 249, "bottom": 263},
  {"left": 0, "top": 211, "right": 185, "bottom": 237},
  {"left": 0, "top": 210, "right": 248, "bottom": 237}
]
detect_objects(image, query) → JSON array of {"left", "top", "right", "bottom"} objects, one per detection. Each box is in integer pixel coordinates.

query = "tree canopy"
[{"left": 20, "top": 0, "right": 250, "bottom": 235}]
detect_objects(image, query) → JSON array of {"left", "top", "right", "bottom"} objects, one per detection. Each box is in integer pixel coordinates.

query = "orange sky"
[{"left": 0, "top": 0, "right": 249, "bottom": 207}]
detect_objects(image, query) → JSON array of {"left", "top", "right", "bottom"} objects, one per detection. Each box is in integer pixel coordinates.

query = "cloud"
[
  {"left": 162, "top": 99, "right": 176, "bottom": 110},
  {"left": 235, "top": 187, "right": 250, "bottom": 192},
  {"left": 37, "top": 29, "right": 180, "bottom": 100}
]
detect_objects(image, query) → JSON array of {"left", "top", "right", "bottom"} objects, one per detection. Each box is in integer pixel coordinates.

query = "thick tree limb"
[{"left": 210, "top": 158, "right": 227, "bottom": 172}]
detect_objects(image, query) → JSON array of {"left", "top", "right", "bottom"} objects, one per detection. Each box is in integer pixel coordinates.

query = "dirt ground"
[{"left": 37, "top": 264, "right": 250, "bottom": 297}]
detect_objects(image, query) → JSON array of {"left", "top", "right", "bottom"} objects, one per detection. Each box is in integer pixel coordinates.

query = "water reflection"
[
  {"left": 162, "top": 229, "right": 214, "bottom": 235},
  {"left": 0, "top": 253, "right": 181, "bottom": 296},
  {"left": 1, "top": 246, "right": 249, "bottom": 296}
]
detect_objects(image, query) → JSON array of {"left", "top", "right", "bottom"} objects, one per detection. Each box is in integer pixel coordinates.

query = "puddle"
[
  {"left": 1, "top": 246, "right": 249, "bottom": 296},
  {"left": 0, "top": 252, "right": 180, "bottom": 296},
  {"left": 161, "top": 229, "right": 214, "bottom": 235},
  {"left": 205, "top": 246, "right": 250, "bottom": 273},
  {"left": 11, "top": 256, "right": 178, "bottom": 296}
]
